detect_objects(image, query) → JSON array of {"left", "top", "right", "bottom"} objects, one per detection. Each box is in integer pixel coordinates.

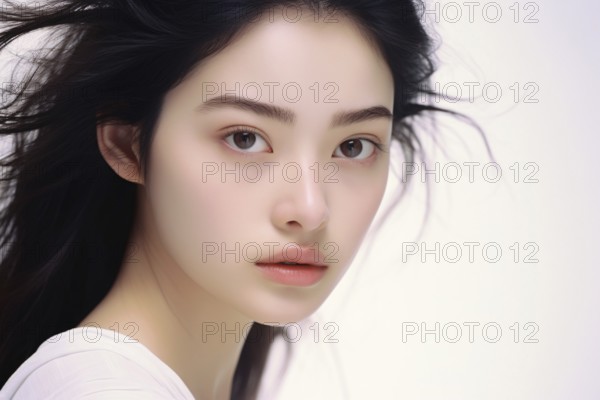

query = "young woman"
[{"left": 0, "top": 1, "right": 482, "bottom": 399}]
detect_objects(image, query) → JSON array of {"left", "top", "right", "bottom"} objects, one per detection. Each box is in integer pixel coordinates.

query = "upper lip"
[{"left": 255, "top": 244, "right": 328, "bottom": 267}]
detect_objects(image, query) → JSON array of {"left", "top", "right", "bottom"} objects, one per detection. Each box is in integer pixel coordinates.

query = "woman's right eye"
[{"left": 222, "top": 128, "right": 271, "bottom": 153}]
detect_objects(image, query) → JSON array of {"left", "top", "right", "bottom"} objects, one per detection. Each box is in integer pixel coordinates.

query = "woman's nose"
[{"left": 270, "top": 163, "right": 330, "bottom": 234}]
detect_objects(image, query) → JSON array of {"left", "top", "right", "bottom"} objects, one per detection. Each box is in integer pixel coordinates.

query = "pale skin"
[{"left": 78, "top": 7, "right": 394, "bottom": 400}]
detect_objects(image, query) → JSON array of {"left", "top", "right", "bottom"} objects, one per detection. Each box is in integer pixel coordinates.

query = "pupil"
[
  {"left": 342, "top": 140, "right": 362, "bottom": 157},
  {"left": 234, "top": 132, "right": 255, "bottom": 149}
]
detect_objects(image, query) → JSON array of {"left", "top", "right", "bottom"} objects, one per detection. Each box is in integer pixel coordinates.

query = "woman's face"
[{"left": 142, "top": 10, "right": 394, "bottom": 323}]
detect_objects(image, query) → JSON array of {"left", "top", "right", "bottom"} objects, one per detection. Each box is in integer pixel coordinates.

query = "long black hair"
[{"left": 0, "top": 0, "right": 487, "bottom": 399}]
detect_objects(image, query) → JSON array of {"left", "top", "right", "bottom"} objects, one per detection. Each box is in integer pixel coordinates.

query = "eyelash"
[{"left": 221, "top": 126, "right": 386, "bottom": 160}]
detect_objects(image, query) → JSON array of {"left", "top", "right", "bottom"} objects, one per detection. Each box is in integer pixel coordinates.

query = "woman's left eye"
[
  {"left": 223, "top": 128, "right": 271, "bottom": 153},
  {"left": 333, "top": 138, "right": 383, "bottom": 160}
]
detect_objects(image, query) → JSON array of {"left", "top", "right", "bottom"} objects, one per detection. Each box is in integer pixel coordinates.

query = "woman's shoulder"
[{"left": 0, "top": 327, "right": 195, "bottom": 399}]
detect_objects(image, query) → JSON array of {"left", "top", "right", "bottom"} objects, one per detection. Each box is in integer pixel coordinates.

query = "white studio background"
[
  {"left": 0, "top": 1, "right": 598, "bottom": 400},
  {"left": 267, "top": 1, "right": 600, "bottom": 400}
]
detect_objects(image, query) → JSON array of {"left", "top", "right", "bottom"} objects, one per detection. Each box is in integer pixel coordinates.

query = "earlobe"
[{"left": 96, "top": 122, "right": 144, "bottom": 185}]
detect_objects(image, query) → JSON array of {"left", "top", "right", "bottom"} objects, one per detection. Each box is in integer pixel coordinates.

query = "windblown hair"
[{"left": 0, "top": 0, "right": 486, "bottom": 398}]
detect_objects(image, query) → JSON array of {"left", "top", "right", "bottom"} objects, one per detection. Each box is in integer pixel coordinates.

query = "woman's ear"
[{"left": 96, "top": 121, "right": 144, "bottom": 185}]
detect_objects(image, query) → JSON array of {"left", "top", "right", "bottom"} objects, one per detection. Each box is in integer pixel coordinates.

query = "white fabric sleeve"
[{"left": 8, "top": 349, "right": 186, "bottom": 400}]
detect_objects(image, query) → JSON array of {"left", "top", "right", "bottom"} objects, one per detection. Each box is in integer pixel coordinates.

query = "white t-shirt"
[{"left": 0, "top": 327, "right": 195, "bottom": 399}]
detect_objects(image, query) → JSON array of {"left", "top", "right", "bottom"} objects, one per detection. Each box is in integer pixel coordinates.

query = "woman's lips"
[{"left": 254, "top": 263, "right": 327, "bottom": 286}]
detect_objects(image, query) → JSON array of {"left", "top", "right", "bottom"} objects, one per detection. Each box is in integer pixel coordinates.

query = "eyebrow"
[{"left": 196, "top": 96, "right": 393, "bottom": 129}]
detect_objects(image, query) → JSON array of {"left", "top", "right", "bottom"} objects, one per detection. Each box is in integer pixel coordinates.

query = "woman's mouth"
[{"left": 254, "top": 262, "right": 328, "bottom": 286}]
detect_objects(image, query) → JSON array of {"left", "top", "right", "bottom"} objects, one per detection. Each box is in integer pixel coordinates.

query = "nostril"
[{"left": 286, "top": 221, "right": 301, "bottom": 228}]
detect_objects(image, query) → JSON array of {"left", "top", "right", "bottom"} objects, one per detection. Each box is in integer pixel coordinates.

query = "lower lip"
[{"left": 254, "top": 263, "right": 327, "bottom": 286}]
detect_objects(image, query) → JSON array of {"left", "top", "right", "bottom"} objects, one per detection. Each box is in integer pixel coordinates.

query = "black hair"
[{"left": 0, "top": 1, "right": 488, "bottom": 399}]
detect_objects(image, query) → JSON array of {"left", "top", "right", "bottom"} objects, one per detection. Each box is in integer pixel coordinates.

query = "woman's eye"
[
  {"left": 223, "top": 129, "right": 271, "bottom": 153},
  {"left": 333, "top": 138, "right": 380, "bottom": 160}
]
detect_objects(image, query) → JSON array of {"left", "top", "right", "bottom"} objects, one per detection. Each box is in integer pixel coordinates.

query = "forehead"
[{"left": 176, "top": 10, "right": 394, "bottom": 112}]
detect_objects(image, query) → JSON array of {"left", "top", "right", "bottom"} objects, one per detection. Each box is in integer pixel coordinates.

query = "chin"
[{"left": 245, "top": 293, "right": 331, "bottom": 325}]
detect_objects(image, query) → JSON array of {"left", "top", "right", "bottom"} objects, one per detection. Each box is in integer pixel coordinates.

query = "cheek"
[
  {"left": 144, "top": 130, "right": 225, "bottom": 270},
  {"left": 331, "top": 162, "right": 389, "bottom": 261},
  {"left": 147, "top": 122, "right": 244, "bottom": 237},
  {"left": 147, "top": 143, "right": 205, "bottom": 244},
  {"left": 145, "top": 132, "right": 269, "bottom": 273},
  {"left": 144, "top": 139, "right": 258, "bottom": 300}
]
